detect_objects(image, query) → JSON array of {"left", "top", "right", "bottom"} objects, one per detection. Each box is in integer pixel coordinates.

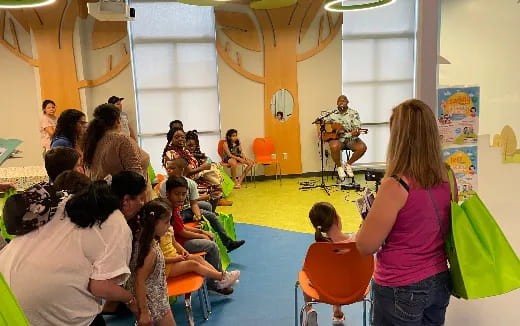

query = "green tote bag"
[
  {"left": 201, "top": 217, "right": 231, "bottom": 271},
  {"left": 445, "top": 171, "right": 520, "bottom": 299},
  {"left": 0, "top": 273, "right": 30, "bottom": 326}
]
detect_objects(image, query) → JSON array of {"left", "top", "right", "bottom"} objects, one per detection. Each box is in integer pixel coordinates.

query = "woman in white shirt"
[{"left": 0, "top": 181, "right": 137, "bottom": 326}]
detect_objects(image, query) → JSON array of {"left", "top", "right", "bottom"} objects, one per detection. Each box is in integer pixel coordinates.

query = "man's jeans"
[
  {"left": 180, "top": 201, "right": 233, "bottom": 247},
  {"left": 372, "top": 271, "right": 451, "bottom": 326}
]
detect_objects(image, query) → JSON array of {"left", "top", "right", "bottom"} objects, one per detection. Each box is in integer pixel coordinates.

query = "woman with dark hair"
[
  {"left": 111, "top": 171, "right": 148, "bottom": 221},
  {"left": 0, "top": 181, "right": 138, "bottom": 326},
  {"left": 51, "top": 109, "right": 87, "bottom": 149},
  {"left": 40, "top": 99, "right": 57, "bottom": 153},
  {"left": 82, "top": 104, "right": 150, "bottom": 182},
  {"left": 162, "top": 128, "right": 210, "bottom": 177}
]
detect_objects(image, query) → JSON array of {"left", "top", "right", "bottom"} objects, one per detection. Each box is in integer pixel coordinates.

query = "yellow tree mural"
[
  {"left": 216, "top": 1, "right": 342, "bottom": 174},
  {"left": 0, "top": 0, "right": 129, "bottom": 115}
]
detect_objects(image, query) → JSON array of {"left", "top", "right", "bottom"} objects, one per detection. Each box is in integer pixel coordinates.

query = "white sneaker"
[
  {"left": 344, "top": 164, "right": 354, "bottom": 178},
  {"left": 217, "top": 270, "right": 240, "bottom": 289},
  {"left": 337, "top": 166, "right": 346, "bottom": 180}
]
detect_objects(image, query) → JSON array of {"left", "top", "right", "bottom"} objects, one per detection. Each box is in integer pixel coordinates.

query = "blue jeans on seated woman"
[
  {"left": 180, "top": 201, "right": 233, "bottom": 247},
  {"left": 372, "top": 271, "right": 451, "bottom": 326}
]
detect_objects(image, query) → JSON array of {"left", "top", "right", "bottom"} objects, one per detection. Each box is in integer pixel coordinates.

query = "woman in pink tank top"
[{"left": 356, "top": 99, "right": 456, "bottom": 326}]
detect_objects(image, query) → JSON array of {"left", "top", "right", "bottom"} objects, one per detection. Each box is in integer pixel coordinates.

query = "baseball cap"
[{"left": 108, "top": 96, "right": 124, "bottom": 104}]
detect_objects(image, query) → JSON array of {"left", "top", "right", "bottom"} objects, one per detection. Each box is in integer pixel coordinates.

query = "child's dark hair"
[
  {"left": 44, "top": 146, "right": 81, "bottom": 182},
  {"left": 42, "top": 99, "right": 55, "bottom": 111},
  {"left": 54, "top": 170, "right": 91, "bottom": 194},
  {"left": 169, "top": 120, "right": 183, "bottom": 130},
  {"left": 225, "top": 128, "right": 239, "bottom": 149},
  {"left": 135, "top": 198, "right": 172, "bottom": 269},
  {"left": 308, "top": 202, "right": 339, "bottom": 242},
  {"left": 66, "top": 181, "right": 119, "bottom": 228},
  {"left": 165, "top": 176, "right": 188, "bottom": 193}
]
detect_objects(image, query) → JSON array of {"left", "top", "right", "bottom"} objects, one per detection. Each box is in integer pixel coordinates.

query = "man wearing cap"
[{"left": 108, "top": 96, "right": 137, "bottom": 141}]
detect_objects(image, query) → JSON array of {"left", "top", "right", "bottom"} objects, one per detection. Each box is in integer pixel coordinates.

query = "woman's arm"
[
  {"left": 135, "top": 250, "right": 156, "bottom": 325},
  {"left": 186, "top": 163, "right": 211, "bottom": 176},
  {"left": 355, "top": 177, "right": 408, "bottom": 256},
  {"left": 88, "top": 279, "right": 137, "bottom": 315}
]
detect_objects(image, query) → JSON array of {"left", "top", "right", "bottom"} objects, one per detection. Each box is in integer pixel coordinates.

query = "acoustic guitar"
[{"left": 315, "top": 122, "right": 368, "bottom": 141}]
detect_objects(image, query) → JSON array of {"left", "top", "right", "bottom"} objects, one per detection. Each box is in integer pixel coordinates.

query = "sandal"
[
  {"left": 332, "top": 312, "right": 345, "bottom": 324},
  {"left": 303, "top": 308, "right": 318, "bottom": 326}
]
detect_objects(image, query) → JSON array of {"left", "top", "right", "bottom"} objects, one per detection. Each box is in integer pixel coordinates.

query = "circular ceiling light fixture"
[
  {"left": 324, "top": 0, "right": 395, "bottom": 12},
  {"left": 0, "top": 0, "right": 56, "bottom": 9}
]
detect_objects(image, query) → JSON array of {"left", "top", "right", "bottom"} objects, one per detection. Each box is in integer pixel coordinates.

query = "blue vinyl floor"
[{"left": 106, "top": 223, "right": 369, "bottom": 326}]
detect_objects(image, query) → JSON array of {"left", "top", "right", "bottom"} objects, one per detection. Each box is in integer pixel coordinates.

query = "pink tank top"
[{"left": 374, "top": 179, "right": 451, "bottom": 287}]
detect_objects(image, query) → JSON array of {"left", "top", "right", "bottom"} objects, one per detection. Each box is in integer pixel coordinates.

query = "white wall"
[
  {"left": 0, "top": 45, "right": 42, "bottom": 167},
  {"left": 439, "top": 0, "right": 520, "bottom": 137},
  {"left": 445, "top": 136, "right": 520, "bottom": 325}
]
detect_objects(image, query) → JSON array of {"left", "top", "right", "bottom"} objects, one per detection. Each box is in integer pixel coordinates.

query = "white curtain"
[
  {"left": 129, "top": 1, "right": 221, "bottom": 175},
  {"left": 342, "top": 0, "right": 416, "bottom": 163}
]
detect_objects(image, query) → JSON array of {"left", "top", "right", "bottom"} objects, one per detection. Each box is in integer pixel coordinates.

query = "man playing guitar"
[{"left": 326, "top": 95, "right": 367, "bottom": 180}]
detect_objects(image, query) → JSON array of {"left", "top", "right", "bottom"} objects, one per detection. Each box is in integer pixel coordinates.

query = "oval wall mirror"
[{"left": 270, "top": 89, "right": 294, "bottom": 122}]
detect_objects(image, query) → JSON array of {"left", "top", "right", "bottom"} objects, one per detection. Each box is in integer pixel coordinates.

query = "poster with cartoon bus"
[
  {"left": 442, "top": 146, "right": 478, "bottom": 201},
  {"left": 438, "top": 87, "right": 479, "bottom": 146}
]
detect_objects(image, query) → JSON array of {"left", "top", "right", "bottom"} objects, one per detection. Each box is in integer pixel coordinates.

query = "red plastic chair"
[
  {"left": 295, "top": 242, "right": 374, "bottom": 326},
  {"left": 167, "top": 252, "right": 211, "bottom": 326},
  {"left": 252, "top": 137, "right": 282, "bottom": 185},
  {"left": 217, "top": 140, "right": 252, "bottom": 187}
]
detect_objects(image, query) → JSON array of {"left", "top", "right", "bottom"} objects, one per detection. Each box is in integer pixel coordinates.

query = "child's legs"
[
  {"left": 187, "top": 254, "right": 216, "bottom": 271},
  {"left": 227, "top": 158, "right": 239, "bottom": 180},
  {"left": 169, "top": 260, "right": 223, "bottom": 280},
  {"left": 157, "top": 310, "right": 176, "bottom": 326},
  {"left": 333, "top": 305, "right": 344, "bottom": 318}
]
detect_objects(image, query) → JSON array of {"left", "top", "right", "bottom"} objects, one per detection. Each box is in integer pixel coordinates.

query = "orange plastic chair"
[
  {"left": 167, "top": 252, "right": 211, "bottom": 326},
  {"left": 252, "top": 137, "right": 282, "bottom": 185},
  {"left": 157, "top": 174, "right": 166, "bottom": 183},
  {"left": 294, "top": 242, "right": 374, "bottom": 326},
  {"left": 217, "top": 140, "right": 252, "bottom": 187}
]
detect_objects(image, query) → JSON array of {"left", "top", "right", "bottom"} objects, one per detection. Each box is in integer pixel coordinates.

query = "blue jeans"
[
  {"left": 180, "top": 201, "right": 233, "bottom": 247},
  {"left": 372, "top": 271, "right": 451, "bottom": 326}
]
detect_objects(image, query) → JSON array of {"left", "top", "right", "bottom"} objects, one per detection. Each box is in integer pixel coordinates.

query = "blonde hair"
[{"left": 386, "top": 99, "right": 445, "bottom": 189}]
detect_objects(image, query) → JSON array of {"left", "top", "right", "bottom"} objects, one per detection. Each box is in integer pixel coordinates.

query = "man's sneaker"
[
  {"left": 217, "top": 270, "right": 240, "bottom": 289},
  {"left": 337, "top": 166, "right": 346, "bottom": 180},
  {"left": 344, "top": 164, "right": 354, "bottom": 178},
  {"left": 208, "top": 286, "right": 234, "bottom": 296},
  {"left": 226, "top": 240, "right": 245, "bottom": 253}
]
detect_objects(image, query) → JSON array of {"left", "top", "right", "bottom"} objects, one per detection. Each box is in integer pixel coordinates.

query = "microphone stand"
[{"left": 300, "top": 109, "right": 340, "bottom": 196}]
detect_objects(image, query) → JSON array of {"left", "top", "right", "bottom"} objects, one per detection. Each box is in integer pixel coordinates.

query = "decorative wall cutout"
[
  {"left": 216, "top": 1, "right": 342, "bottom": 174},
  {"left": 0, "top": 0, "right": 130, "bottom": 114},
  {"left": 492, "top": 125, "right": 520, "bottom": 163}
]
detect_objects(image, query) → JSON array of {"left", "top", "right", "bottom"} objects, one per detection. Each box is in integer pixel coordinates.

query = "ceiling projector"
[{"left": 87, "top": 0, "right": 135, "bottom": 22}]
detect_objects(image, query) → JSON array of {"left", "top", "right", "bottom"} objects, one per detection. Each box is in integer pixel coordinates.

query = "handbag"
[
  {"left": 200, "top": 217, "right": 231, "bottom": 271},
  {"left": 428, "top": 171, "right": 520, "bottom": 299},
  {"left": 217, "top": 165, "right": 235, "bottom": 198},
  {"left": 217, "top": 213, "right": 236, "bottom": 241}
]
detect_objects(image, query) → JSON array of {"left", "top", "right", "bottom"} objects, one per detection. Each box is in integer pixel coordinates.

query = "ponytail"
[
  {"left": 82, "top": 104, "right": 120, "bottom": 168},
  {"left": 314, "top": 225, "right": 332, "bottom": 242}
]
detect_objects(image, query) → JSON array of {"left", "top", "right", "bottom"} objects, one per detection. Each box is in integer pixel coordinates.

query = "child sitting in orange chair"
[{"left": 304, "top": 202, "right": 356, "bottom": 326}]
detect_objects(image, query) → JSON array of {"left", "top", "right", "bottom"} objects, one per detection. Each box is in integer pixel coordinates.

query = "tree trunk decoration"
[
  {"left": 216, "top": 1, "right": 342, "bottom": 174},
  {"left": 0, "top": 0, "right": 129, "bottom": 115}
]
